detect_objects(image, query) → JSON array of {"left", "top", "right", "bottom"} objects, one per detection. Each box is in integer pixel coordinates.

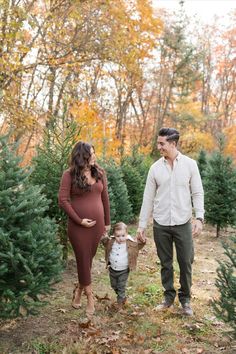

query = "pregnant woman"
[{"left": 58, "top": 141, "right": 110, "bottom": 316}]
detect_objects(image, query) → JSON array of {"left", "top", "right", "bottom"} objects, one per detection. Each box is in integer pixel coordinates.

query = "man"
[{"left": 137, "top": 127, "right": 204, "bottom": 316}]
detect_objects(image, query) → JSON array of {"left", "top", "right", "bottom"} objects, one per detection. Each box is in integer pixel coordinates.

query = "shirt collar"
[
  {"left": 127, "top": 235, "right": 134, "bottom": 241},
  {"left": 112, "top": 234, "right": 134, "bottom": 243},
  {"left": 175, "top": 152, "right": 182, "bottom": 161},
  {"left": 163, "top": 151, "right": 182, "bottom": 163}
]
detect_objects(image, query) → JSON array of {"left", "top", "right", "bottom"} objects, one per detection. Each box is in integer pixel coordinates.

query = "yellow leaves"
[
  {"left": 18, "top": 44, "right": 30, "bottom": 54},
  {"left": 0, "top": 87, "right": 41, "bottom": 165},
  {"left": 176, "top": 100, "right": 206, "bottom": 124},
  {"left": 136, "top": 0, "right": 162, "bottom": 35},
  {"left": 224, "top": 126, "right": 236, "bottom": 161},
  {"left": 174, "top": 100, "right": 215, "bottom": 155},
  {"left": 139, "top": 144, "right": 152, "bottom": 156},
  {"left": 181, "top": 129, "right": 215, "bottom": 156},
  {"left": 101, "top": 0, "right": 162, "bottom": 71},
  {"left": 70, "top": 100, "right": 100, "bottom": 139},
  {"left": 2, "top": 90, "right": 38, "bottom": 131},
  {"left": 70, "top": 100, "right": 122, "bottom": 158}
]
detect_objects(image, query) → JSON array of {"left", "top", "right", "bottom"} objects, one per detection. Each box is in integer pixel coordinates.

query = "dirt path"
[{"left": 0, "top": 225, "right": 235, "bottom": 354}]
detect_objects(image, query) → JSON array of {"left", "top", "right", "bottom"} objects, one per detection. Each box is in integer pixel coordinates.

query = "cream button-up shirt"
[
  {"left": 109, "top": 242, "right": 128, "bottom": 271},
  {"left": 139, "top": 152, "right": 204, "bottom": 228}
]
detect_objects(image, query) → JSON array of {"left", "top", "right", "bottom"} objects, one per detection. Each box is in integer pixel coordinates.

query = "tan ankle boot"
[
  {"left": 84, "top": 284, "right": 95, "bottom": 316},
  {"left": 72, "top": 283, "right": 83, "bottom": 309}
]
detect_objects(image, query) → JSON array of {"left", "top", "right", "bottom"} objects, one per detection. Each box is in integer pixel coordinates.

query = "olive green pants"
[{"left": 153, "top": 219, "right": 194, "bottom": 305}]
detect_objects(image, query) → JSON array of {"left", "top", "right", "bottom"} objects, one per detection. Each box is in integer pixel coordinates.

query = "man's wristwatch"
[{"left": 196, "top": 218, "right": 204, "bottom": 224}]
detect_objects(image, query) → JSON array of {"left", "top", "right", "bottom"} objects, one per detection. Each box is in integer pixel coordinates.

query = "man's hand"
[
  {"left": 81, "top": 219, "right": 96, "bottom": 228},
  {"left": 136, "top": 227, "right": 147, "bottom": 243},
  {"left": 192, "top": 219, "right": 203, "bottom": 236}
]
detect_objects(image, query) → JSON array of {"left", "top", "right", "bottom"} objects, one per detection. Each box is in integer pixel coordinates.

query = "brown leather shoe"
[
  {"left": 181, "top": 303, "right": 193, "bottom": 316},
  {"left": 154, "top": 300, "right": 174, "bottom": 311}
]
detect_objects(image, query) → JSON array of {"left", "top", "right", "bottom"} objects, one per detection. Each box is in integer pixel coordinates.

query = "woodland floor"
[{"left": 0, "top": 224, "right": 235, "bottom": 354}]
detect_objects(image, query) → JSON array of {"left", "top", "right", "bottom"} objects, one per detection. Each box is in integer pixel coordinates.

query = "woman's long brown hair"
[{"left": 70, "top": 141, "right": 103, "bottom": 191}]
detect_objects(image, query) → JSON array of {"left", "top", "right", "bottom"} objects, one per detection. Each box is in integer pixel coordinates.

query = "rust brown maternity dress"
[{"left": 58, "top": 169, "right": 110, "bottom": 286}]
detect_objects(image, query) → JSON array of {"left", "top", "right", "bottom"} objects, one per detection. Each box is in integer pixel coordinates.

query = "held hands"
[
  {"left": 105, "top": 225, "right": 111, "bottom": 233},
  {"left": 100, "top": 225, "right": 111, "bottom": 245},
  {"left": 81, "top": 219, "right": 96, "bottom": 228},
  {"left": 136, "top": 227, "right": 147, "bottom": 243},
  {"left": 192, "top": 219, "right": 203, "bottom": 236},
  {"left": 100, "top": 225, "right": 111, "bottom": 238},
  {"left": 102, "top": 225, "right": 111, "bottom": 238}
]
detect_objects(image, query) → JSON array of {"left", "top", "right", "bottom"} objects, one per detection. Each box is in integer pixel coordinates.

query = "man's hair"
[
  {"left": 158, "top": 127, "right": 180, "bottom": 145},
  {"left": 113, "top": 222, "right": 127, "bottom": 233}
]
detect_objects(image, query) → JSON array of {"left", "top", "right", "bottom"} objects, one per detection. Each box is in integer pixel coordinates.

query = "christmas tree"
[
  {"left": 121, "top": 162, "right": 144, "bottom": 215},
  {"left": 204, "top": 137, "right": 236, "bottom": 237},
  {"left": 197, "top": 149, "right": 208, "bottom": 178},
  {"left": 102, "top": 160, "right": 133, "bottom": 224},
  {"left": 107, "top": 181, "right": 117, "bottom": 225},
  {"left": 0, "top": 133, "right": 62, "bottom": 318},
  {"left": 122, "top": 148, "right": 153, "bottom": 186},
  {"left": 213, "top": 235, "right": 236, "bottom": 337},
  {"left": 31, "top": 120, "right": 80, "bottom": 259}
]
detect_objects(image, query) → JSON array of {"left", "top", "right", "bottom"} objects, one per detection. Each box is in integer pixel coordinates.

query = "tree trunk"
[{"left": 216, "top": 224, "right": 220, "bottom": 238}]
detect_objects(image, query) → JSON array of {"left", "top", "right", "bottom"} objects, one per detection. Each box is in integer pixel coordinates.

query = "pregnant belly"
[{"left": 71, "top": 197, "right": 104, "bottom": 221}]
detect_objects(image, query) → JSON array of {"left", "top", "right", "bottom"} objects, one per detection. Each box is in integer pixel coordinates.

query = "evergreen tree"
[
  {"left": 0, "top": 133, "right": 62, "bottom": 318},
  {"left": 204, "top": 138, "right": 236, "bottom": 237},
  {"left": 121, "top": 162, "right": 144, "bottom": 215},
  {"left": 31, "top": 120, "right": 81, "bottom": 259},
  {"left": 107, "top": 182, "right": 117, "bottom": 226},
  {"left": 197, "top": 149, "right": 208, "bottom": 178},
  {"left": 103, "top": 160, "right": 133, "bottom": 224},
  {"left": 122, "top": 148, "right": 153, "bottom": 187},
  {"left": 213, "top": 235, "right": 236, "bottom": 337}
]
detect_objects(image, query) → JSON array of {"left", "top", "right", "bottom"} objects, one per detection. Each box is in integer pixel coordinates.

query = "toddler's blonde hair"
[{"left": 113, "top": 222, "right": 127, "bottom": 233}]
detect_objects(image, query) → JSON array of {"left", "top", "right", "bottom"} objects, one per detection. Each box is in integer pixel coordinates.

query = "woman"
[{"left": 58, "top": 141, "right": 110, "bottom": 316}]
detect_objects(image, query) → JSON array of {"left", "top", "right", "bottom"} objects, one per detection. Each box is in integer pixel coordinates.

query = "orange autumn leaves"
[
  {"left": 0, "top": 1, "right": 235, "bottom": 163},
  {"left": 70, "top": 101, "right": 121, "bottom": 158}
]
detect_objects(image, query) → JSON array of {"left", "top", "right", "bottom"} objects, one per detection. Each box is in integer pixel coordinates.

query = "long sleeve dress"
[{"left": 58, "top": 169, "right": 110, "bottom": 286}]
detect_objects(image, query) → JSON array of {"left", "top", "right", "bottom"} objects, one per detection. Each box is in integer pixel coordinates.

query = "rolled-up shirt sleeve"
[
  {"left": 58, "top": 170, "right": 82, "bottom": 224},
  {"left": 190, "top": 161, "right": 204, "bottom": 219},
  {"left": 138, "top": 166, "right": 157, "bottom": 229}
]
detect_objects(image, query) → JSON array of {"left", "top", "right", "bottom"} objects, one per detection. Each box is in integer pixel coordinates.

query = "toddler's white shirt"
[{"left": 109, "top": 235, "right": 133, "bottom": 271}]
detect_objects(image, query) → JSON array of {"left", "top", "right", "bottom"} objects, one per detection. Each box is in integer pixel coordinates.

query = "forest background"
[{"left": 0, "top": 0, "right": 235, "bottom": 162}]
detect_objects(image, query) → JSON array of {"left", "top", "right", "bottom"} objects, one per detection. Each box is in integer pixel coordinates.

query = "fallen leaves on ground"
[
  {"left": 1, "top": 225, "right": 235, "bottom": 354},
  {"left": 95, "top": 293, "right": 111, "bottom": 302},
  {"left": 55, "top": 308, "right": 66, "bottom": 314}
]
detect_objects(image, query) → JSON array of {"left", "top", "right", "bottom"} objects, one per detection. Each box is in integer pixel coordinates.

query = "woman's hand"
[
  {"left": 81, "top": 219, "right": 96, "bottom": 228},
  {"left": 105, "top": 225, "right": 111, "bottom": 232}
]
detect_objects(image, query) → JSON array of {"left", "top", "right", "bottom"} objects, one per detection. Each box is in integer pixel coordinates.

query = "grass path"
[{"left": 0, "top": 225, "right": 235, "bottom": 354}]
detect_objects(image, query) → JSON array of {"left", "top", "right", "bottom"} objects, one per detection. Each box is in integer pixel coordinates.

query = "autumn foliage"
[{"left": 0, "top": 0, "right": 235, "bottom": 162}]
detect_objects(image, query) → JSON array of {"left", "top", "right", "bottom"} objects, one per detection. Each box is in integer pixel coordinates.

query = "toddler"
[{"left": 102, "top": 222, "right": 145, "bottom": 306}]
